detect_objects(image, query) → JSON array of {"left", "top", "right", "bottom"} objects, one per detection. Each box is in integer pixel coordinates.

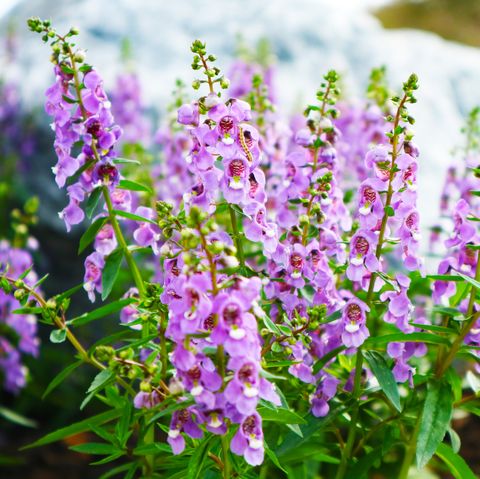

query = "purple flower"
[
  {"left": 357, "top": 179, "right": 384, "bottom": 228},
  {"left": 243, "top": 202, "right": 278, "bottom": 253},
  {"left": 83, "top": 252, "right": 105, "bottom": 302},
  {"left": 221, "top": 156, "right": 250, "bottom": 204},
  {"left": 94, "top": 223, "right": 117, "bottom": 255},
  {"left": 230, "top": 413, "right": 264, "bottom": 466},
  {"left": 177, "top": 102, "right": 199, "bottom": 127},
  {"left": 341, "top": 299, "right": 370, "bottom": 348},
  {"left": 167, "top": 408, "right": 203, "bottom": 455},
  {"left": 346, "top": 230, "right": 379, "bottom": 282},
  {"left": 224, "top": 360, "right": 280, "bottom": 415},
  {"left": 133, "top": 390, "right": 161, "bottom": 409},
  {"left": 311, "top": 374, "right": 339, "bottom": 417}
]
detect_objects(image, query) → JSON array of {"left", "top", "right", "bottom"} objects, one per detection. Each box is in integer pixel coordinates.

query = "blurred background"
[{"left": 1, "top": 0, "right": 480, "bottom": 477}]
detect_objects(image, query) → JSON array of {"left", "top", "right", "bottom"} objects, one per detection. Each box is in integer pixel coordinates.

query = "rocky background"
[{"left": 2, "top": 0, "right": 480, "bottom": 233}]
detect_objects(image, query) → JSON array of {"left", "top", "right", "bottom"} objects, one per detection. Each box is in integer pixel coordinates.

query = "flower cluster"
[
  {"left": 24, "top": 21, "right": 480, "bottom": 479},
  {"left": 0, "top": 242, "right": 40, "bottom": 393}
]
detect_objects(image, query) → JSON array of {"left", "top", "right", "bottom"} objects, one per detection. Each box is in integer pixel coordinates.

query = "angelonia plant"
[{"left": 1, "top": 17, "right": 477, "bottom": 478}]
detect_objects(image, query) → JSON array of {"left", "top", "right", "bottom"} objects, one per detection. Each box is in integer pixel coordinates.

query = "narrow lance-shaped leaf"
[
  {"left": 118, "top": 179, "right": 153, "bottom": 194},
  {"left": 78, "top": 216, "right": 108, "bottom": 254},
  {"left": 435, "top": 443, "right": 476, "bottom": 479},
  {"left": 416, "top": 381, "right": 453, "bottom": 468},
  {"left": 101, "top": 248, "right": 124, "bottom": 300},
  {"left": 68, "top": 297, "right": 136, "bottom": 327},
  {"left": 364, "top": 350, "right": 401, "bottom": 412},
  {"left": 21, "top": 409, "right": 123, "bottom": 450},
  {"left": 85, "top": 187, "right": 103, "bottom": 219},
  {"left": 42, "top": 360, "right": 83, "bottom": 399}
]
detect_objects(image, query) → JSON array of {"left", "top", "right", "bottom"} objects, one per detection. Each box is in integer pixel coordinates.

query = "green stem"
[
  {"left": 103, "top": 187, "right": 146, "bottom": 300},
  {"left": 63, "top": 40, "right": 153, "bottom": 473},
  {"left": 228, "top": 205, "right": 245, "bottom": 268},
  {"left": 398, "top": 412, "right": 421, "bottom": 479},
  {"left": 221, "top": 435, "right": 231, "bottom": 479},
  {"left": 198, "top": 225, "right": 231, "bottom": 476},
  {"left": 436, "top": 250, "right": 480, "bottom": 377},
  {"left": 334, "top": 349, "right": 363, "bottom": 479},
  {"left": 336, "top": 94, "right": 409, "bottom": 479},
  {"left": 3, "top": 275, "right": 135, "bottom": 395}
]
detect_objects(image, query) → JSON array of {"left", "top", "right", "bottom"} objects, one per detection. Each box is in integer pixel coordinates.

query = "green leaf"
[
  {"left": 384, "top": 205, "right": 395, "bottom": 217},
  {"left": 457, "top": 272, "right": 480, "bottom": 291},
  {"left": 66, "top": 159, "right": 95, "bottom": 187},
  {"left": 313, "top": 346, "right": 346, "bottom": 374},
  {"left": 147, "top": 399, "right": 195, "bottom": 425},
  {"left": 118, "top": 179, "right": 153, "bottom": 194},
  {"left": 431, "top": 306, "right": 464, "bottom": 320},
  {"left": 435, "top": 443, "right": 476, "bottom": 479},
  {"left": 12, "top": 306, "right": 43, "bottom": 315},
  {"left": 112, "top": 209, "right": 157, "bottom": 224},
  {"left": 70, "top": 442, "right": 120, "bottom": 455},
  {"left": 447, "top": 426, "right": 461, "bottom": 454},
  {"left": 112, "top": 157, "right": 141, "bottom": 166},
  {"left": 186, "top": 435, "right": 216, "bottom": 479},
  {"left": 133, "top": 443, "right": 171, "bottom": 456},
  {"left": 416, "top": 381, "right": 453, "bottom": 468},
  {"left": 101, "top": 249, "right": 124, "bottom": 300},
  {"left": 18, "top": 265, "right": 33, "bottom": 280},
  {"left": 22, "top": 409, "right": 123, "bottom": 449},
  {"left": 258, "top": 406, "right": 307, "bottom": 425},
  {"left": 85, "top": 187, "right": 103, "bottom": 219},
  {"left": 410, "top": 323, "right": 453, "bottom": 334},
  {"left": 87, "top": 369, "right": 115, "bottom": 394},
  {"left": 427, "top": 275, "right": 464, "bottom": 282},
  {"left": 78, "top": 216, "right": 108, "bottom": 254},
  {"left": 0, "top": 406, "right": 37, "bottom": 428},
  {"left": 68, "top": 297, "right": 136, "bottom": 327},
  {"left": 43, "top": 360, "right": 83, "bottom": 399},
  {"left": 89, "top": 452, "right": 124, "bottom": 465},
  {"left": 50, "top": 329, "right": 67, "bottom": 344},
  {"left": 365, "top": 332, "right": 450, "bottom": 347},
  {"left": 265, "top": 443, "right": 287, "bottom": 473},
  {"left": 55, "top": 283, "right": 84, "bottom": 302},
  {"left": 261, "top": 314, "right": 281, "bottom": 335},
  {"left": 299, "top": 285, "right": 315, "bottom": 303},
  {"left": 364, "top": 351, "right": 401, "bottom": 412},
  {"left": 276, "top": 405, "right": 346, "bottom": 458}
]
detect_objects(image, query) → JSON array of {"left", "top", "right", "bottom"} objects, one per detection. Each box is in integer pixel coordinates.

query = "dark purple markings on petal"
[
  {"left": 346, "top": 303, "right": 362, "bottom": 323},
  {"left": 203, "top": 314, "right": 215, "bottom": 331},
  {"left": 171, "top": 260, "right": 180, "bottom": 276},
  {"left": 229, "top": 159, "right": 246, "bottom": 178},
  {"left": 242, "top": 415, "right": 258, "bottom": 435},
  {"left": 286, "top": 161, "right": 296, "bottom": 178},
  {"left": 290, "top": 252, "right": 304, "bottom": 269},
  {"left": 310, "top": 249, "right": 320, "bottom": 268},
  {"left": 86, "top": 119, "right": 102, "bottom": 137},
  {"left": 354, "top": 236, "right": 369, "bottom": 256},
  {"left": 96, "top": 163, "right": 118, "bottom": 183},
  {"left": 363, "top": 186, "right": 377, "bottom": 204},
  {"left": 187, "top": 366, "right": 201, "bottom": 381},
  {"left": 403, "top": 165, "right": 414, "bottom": 182},
  {"left": 405, "top": 211, "right": 419, "bottom": 230},
  {"left": 176, "top": 409, "right": 191, "bottom": 427},
  {"left": 187, "top": 288, "right": 200, "bottom": 306},
  {"left": 255, "top": 208, "right": 265, "bottom": 224},
  {"left": 223, "top": 304, "right": 241, "bottom": 326},
  {"left": 238, "top": 363, "right": 256, "bottom": 383},
  {"left": 219, "top": 116, "right": 234, "bottom": 133},
  {"left": 249, "top": 173, "right": 259, "bottom": 197},
  {"left": 192, "top": 182, "right": 205, "bottom": 197}
]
